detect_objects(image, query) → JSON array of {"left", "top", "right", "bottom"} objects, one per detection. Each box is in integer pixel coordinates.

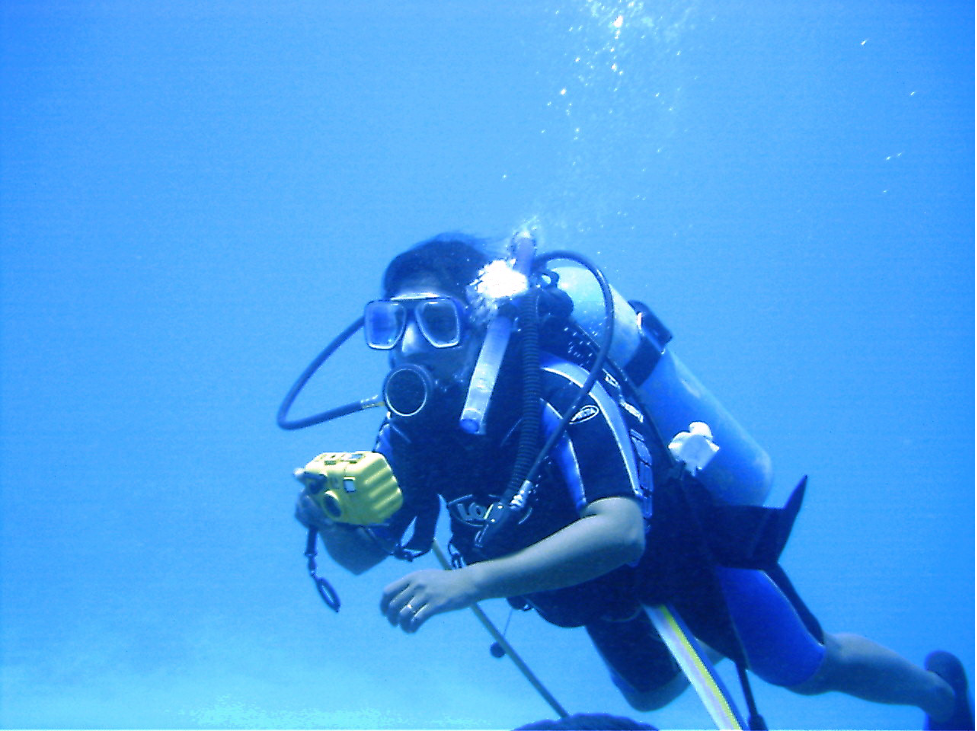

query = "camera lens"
[{"left": 322, "top": 493, "right": 343, "bottom": 520}]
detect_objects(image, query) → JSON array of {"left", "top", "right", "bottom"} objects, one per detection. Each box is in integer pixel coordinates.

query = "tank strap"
[
  {"left": 628, "top": 429, "right": 655, "bottom": 520},
  {"left": 625, "top": 300, "right": 672, "bottom": 384}
]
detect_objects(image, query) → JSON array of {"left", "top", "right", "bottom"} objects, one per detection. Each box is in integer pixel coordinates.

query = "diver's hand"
[
  {"left": 294, "top": 491, "right": 331, "bottom": 531},
  {"left": 380, "top": 568, "right": 483, "bottom": 633}
]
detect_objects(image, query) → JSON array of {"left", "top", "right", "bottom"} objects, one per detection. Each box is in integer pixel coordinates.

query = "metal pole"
[
  {"left": 646, "top": 603, "right": 746, "bottom": 730},
  {"left": 431, "top": 540, "right": 569, "bottom": 719}
]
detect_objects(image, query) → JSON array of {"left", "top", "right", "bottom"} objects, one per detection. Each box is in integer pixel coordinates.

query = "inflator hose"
[
  {"left": 518, "top": 250, "right": 616, "bottom": 488},
  {"left": 504, "top": 289, "right": 542, "bottom": 498},
  {"left": 476, "top": 252, "right": 616, "bottom": 553}
]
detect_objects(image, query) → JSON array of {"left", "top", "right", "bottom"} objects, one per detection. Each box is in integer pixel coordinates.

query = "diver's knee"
[
  {"left": 789, "top": 673, "right": 828, "bottom": 696},
  {"left": 619, "top": 672, "right": 690, "bottom": 711},
  {"left": 621, "top": 687, "right": 678, "bottom": 712},
  {"left": 786, "top": 633, "right": 841, "bottom": 696}
]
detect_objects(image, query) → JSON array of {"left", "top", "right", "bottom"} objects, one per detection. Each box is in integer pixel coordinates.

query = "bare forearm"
[
  {"left": 466, "top": 498, "right": 644, "bottom": 600},
  {"left": 379, "top": 498, "right": 645, "bottom": 634}
]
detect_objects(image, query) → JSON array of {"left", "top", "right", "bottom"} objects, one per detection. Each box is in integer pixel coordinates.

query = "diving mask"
[{"left": 364, "top": 295, "right": 468, "bottom": 350}]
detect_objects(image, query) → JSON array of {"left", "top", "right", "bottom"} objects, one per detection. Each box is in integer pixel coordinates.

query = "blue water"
[{"left": 1, "top": 2, "right": 972, "bottom": 729}]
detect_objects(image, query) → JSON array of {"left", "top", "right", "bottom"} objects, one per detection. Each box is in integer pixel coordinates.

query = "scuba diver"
[{"left": 287, "top": 231, "right": 973, "bottom": 730}]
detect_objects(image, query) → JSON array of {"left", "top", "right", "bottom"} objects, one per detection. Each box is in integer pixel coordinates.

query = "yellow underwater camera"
[{"left": 294, "top": 451, "right": 403, "bottom": 526}]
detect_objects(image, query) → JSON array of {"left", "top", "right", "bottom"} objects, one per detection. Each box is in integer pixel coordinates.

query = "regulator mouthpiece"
[{"left": 383, "top": 363, "right": 435, "bottom": 419}]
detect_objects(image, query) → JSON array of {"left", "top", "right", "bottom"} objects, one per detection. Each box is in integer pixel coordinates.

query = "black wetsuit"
[{"left": 373, "top": 352, "right": 826, "bottom": 693}]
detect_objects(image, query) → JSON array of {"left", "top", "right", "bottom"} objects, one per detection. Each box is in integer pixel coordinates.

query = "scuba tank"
[{"left": 549, "top": 265, "right": 773, "bottom": 507}]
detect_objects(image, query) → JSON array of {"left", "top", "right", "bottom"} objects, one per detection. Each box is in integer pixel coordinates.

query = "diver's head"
[
  {"left": 381, "top": 233, "right": 500, "bottom": 301},
  {"left": 368, "top": 234, "right": 507, "bottom": 419}
]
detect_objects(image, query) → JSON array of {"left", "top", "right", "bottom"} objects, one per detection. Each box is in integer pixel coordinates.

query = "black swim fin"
[{"left": 925, "top": 651, "right": 974, "bottom": 731}]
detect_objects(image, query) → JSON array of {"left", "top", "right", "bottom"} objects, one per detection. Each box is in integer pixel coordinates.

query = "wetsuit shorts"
[{"left": 586, "top": 564, "right": 826, "bottom": 694}]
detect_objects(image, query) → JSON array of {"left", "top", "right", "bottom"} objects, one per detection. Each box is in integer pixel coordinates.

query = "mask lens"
[
  {"left": 364, "top": 301, "right": 406, "bottom": 350},
  {"left": 417, "top": 298, "right": 463, "bottom": 347}
]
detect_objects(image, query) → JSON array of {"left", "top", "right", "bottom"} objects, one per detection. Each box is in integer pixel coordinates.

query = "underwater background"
[{"left": 1, "top": 2, "right": 973, "bottom": 729}]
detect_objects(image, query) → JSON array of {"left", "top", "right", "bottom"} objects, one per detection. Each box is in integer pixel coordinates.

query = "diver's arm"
[
  {"left": 296, "top": 492, "right": 388, "bottom": 575},
  {"left": 381, "top": 496, "right": 644, "bottom": 631},
  {"left": 467, "top": 495, "right": 645, "bottom": 599}
]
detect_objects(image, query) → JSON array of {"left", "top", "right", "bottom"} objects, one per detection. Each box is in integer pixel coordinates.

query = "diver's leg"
[
  {"left": 585, "top": 608, "right": 689, "bottom": 711},
  {"left": 790, "top": 633, "right": 962, "bottom": 723},
  {"left": 717, "top": 566, "right": 969, "bottom": 725},
  {"left": 715, "top": 567, "right": 826, "bottom": 687}
]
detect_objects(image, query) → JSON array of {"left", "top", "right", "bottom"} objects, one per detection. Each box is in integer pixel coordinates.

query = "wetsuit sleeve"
[
  {"left": 368, "top": 421, "right": 440, "bottom": 557},
  {"left": 540, "top": 356, "right": 644, "bottom": 513}
]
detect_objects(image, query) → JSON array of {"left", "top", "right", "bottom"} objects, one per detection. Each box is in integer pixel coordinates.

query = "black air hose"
[
  {"left": 475, "top": 252, "right": 615, "bottom": 555},
  {"left": 504, "top": 288, "right": 542, "bottom": 497}
]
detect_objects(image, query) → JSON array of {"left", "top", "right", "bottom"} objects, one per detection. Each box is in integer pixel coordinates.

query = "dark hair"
[{"left": 382, "top": 232, "right": 503, "bottom": 300}]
